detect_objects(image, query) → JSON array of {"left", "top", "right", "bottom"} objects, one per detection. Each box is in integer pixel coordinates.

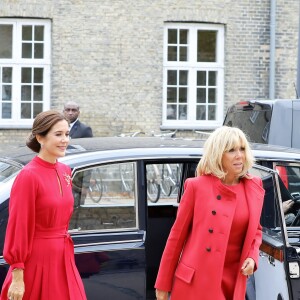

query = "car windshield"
[{"left": 224, "top": 102, "right": 272, "bottom": 143}]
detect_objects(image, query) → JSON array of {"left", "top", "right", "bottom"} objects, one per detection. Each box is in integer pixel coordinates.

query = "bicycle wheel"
[
  {"left": 167, "top": 163, "right": 182, "bottom": 197},
  {"left": 161, "top": 164, "right": 175, "bottom": 196},
  {"left": 146, "top": 164, "right": 161, "bottom": 203},
  {"left": 147, "top": 180, "right": 161, "bottom": 203},
  {"left": 120, "top": 163, "right": 134, "bottom": 192},
  {"left": 88, "top": 169, "right": 103, "bottom": 203},
  {"left": 88, "top": 178, "right": 103, "bottom": 203}
]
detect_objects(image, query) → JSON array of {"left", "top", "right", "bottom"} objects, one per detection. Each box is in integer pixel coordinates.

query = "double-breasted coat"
[{"left": 155, "top": 174, "right": 265, "bottom": 300}]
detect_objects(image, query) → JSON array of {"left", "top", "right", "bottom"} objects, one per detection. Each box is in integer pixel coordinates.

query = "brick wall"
[{"left": 0, "top": 0, "right": 299, "bottom": 145}]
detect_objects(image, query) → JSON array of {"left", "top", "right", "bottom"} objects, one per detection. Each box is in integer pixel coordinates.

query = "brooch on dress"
[{"left": 63, "top": 173, "right": 72, "bottom": 186}]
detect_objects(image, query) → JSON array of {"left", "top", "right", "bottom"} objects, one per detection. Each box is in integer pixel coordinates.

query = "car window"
[
  {"left": 275, "top": 164, "right": 300, "bottom": 227},
  {"left": 224, "top": 102, "right": 272, "bottom": 144},
  {"left": 249, "top": 167, "right": 283, "bottom": 241},
  {"left": 146, "top": 163, "right": 183, "bottom": 204},
  {"left": 69, "top": 162, "right": 137, "bottom": 231},
  {"left": 275, "top": 164, "right": 300, "bottom": 198}
]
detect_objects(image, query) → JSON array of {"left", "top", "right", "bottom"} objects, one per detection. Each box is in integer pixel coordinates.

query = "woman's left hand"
[{"left": 241, "top": 257, "right": 255, "bottom": 276}]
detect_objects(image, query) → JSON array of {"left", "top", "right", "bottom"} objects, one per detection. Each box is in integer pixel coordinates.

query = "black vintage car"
[{"left": 0, "top": 137, "right": 300, "bottom": 300}]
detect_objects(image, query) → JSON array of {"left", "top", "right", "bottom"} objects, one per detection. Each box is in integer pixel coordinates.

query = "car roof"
[{"left": 2, "top": 136, "right": 300, "bottom": 166}]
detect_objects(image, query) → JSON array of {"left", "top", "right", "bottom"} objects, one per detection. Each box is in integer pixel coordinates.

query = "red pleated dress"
[
  {"left": 221, "top": 181, "right": 249, "bottom": 300},
  {"left": 0, "top": 156, "right": 87, "bottom": 300}
]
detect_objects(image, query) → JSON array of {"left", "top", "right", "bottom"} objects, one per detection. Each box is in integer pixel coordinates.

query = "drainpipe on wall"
[{"left": 269, "top": 0, "right": 276, "bottom": 99}]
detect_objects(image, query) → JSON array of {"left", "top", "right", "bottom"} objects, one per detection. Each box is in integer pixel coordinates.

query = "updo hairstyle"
[{"left": 26, "top": 110, "right": 69, "bottom": 153}]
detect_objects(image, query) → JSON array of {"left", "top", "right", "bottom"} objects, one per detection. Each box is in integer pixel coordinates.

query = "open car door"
[{"left": 247, "top": 165, "right": 300, "bottom": 300}]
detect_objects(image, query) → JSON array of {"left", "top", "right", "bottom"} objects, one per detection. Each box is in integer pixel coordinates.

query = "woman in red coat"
[
  {"left": 1, "top": 110, "right": 87, "bottom": 300},
  {"left": 155, "top": 126, "right": 265, "bottom": 300}
]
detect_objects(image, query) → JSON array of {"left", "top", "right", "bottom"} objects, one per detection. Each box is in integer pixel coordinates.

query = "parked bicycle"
[
  {"left": 87, "top": 168, "right": 103, "bottom": 203},
  {"left": 161, "top": 163, "right": 182, "bottom": 197},
  {"left": 117, "top": 129, "right": 178, "bottom": 203},
  {"left": 146, "top": 164, "right": 162, "bottom": 203},
  {"left": 120, "top": 162, "right": 135, "bottom": 194}
]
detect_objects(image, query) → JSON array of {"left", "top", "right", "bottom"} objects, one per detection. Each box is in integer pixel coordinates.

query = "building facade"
[{"left": 0, "top": 0, "right": 299, "bottom": 145}]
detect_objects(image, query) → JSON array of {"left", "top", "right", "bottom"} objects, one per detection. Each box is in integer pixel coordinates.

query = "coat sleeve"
[
  {"left": 155, "top": 178, "right": 195, "bottom": 292},
  {"left": 3, "top": 169, "right": 36, "bottom": 270},
  {"left": 247, "top": 177, "right": 265, "bottom": 271},
  {"left": 84, "top": 126, "right": 93, "bottom": 137}
]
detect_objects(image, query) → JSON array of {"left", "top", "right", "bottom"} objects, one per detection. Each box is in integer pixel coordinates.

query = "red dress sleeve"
[{"left": 3, "top": 168, "right": 36, "bottom": 269}]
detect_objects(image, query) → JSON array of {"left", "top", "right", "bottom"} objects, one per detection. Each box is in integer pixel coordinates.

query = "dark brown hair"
[{"left": 26, "top": 110, "right": 69, "bottom": 153}]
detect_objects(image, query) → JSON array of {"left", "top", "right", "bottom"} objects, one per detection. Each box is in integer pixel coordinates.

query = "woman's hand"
[
  {"left": 283, "top": 199, "right": 294, "bottom": 214},
  {"left": 155, "top": 289, "right": 169, "bottom": 300},
  {"left": 7, "top": 268, "right": 25, "bottom": 300},
  {"left": 241, "top": 257, "right": 255, "bottom": 276}
]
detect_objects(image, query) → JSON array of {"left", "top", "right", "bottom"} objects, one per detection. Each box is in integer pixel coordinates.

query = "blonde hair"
[{"left": 196, "top": 126, "right": 254, "bottom": 179}]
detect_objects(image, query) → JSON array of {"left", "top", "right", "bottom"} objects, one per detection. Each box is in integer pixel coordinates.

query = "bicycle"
[
  {"left": 117, "top": 130, "right": 178, "bottom": 203},
  {"left": 120, "top": 162, "right": 135, "bottom": 194},
  {"left": 118, "top": 131, "right": 145, "bottom": 137},
  {"left": 87, "top": 168, "right": 103, "bottom": 203},
  {"left": 146, "top": 164, "right": 161, "bottom": 203},
  {"left": 160, "top": 163, "right": 181, "bottom": 197},
  {"left": 150, "top": 130, "right": 177, "bottom": 138}
]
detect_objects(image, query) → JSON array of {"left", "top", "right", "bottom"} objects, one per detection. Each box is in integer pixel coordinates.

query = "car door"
[
  {"left": 247, "top": 164, "right": 300, "bottom": 300},
  {"left": 69, "top": 161, "right": 146, "bottom": 300}
]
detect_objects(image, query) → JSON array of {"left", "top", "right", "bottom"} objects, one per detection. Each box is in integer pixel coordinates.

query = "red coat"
[{"left": 155, "top": 174, "right": 265, "bottom": 300}]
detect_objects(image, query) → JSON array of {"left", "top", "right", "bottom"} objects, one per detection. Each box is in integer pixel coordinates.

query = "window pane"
[
  {"left": 168, "top": 29, "right": 177, "bottom": 44},
  {"left": 179, "top": 105, "right": 187, "bottom": 120},
  {"left": 2, "top": 103, "right": 11, "bottom": 119},
  {"left": 179, "top": 88, "right": 187, "bottom": 103},
  {"left": 34, "top": 86, "right": 43, "bottom": 101},
  {"left": 179, "top": 46, "right": 187, "bottom": 61},
  {"left": 208, "top": 71, "right": 217, "bottom": 86},
  {"left": 70, "top": 163, "right": 137, "bottom": 231},
  {"left": 197, "top": 71, "right": 206, "bottom": 86},
  {"left": 21, "top": 86, "right": 31, "bottom": 100},
  {"left": 33, "top": 103, "right": 43, "bottom": 117},
  {"left": 34, "top": 68, "right": 43, "bottom": 83},
  {"left": 22, "top": 26, "right": 32, "bottom": 41},
  {"left": 21, "top": 103, "right": 31, "bottom": 119},
  {"left": 147, "top": 163, "right": 183, "bottom": 203},
  {"left": 21, "top": 68, "right": 32, "bottom": 83},
  {"left": 197, "top": 88, "right": 206, "bottom": 103},
  {"left": 196, "top": 105, "right": 206, "bottom": 120},
  {"left": 2, "top": 86, "right": 11, "bottom": 100},
  {"left": 167, "top": 105, "right": 177, "bottom": 120},
  {"left": 167, "top": 87, "right": 177, "bottom": 103},
  {"left": 22, "top": 43, "right": 32, "bottom": 58},
  {"left": 179, "top": 30, "right": 188, "bottom": 44},
  {"left": 197, "top": 30, "right": 217, "bottom": 62},
  {"left": 208, "top": 88, "right": 216, "bottom": 103},
  {"left": 167, "top": 70, "right": 177, "bottom": 85},
  {"left": 3, "top": 67, "right": 12, "bottom": 83},
  {"left": 0, "top": 25, "right": 13, "bottom": 58},
  {"left": 208, "top": 105, "right": 216, "bottom": 120},
  {"left": 34, "top": 44, "right": 44, "bottom": 59},
  {"left": 34, "top": 26, "right": 44, "bottom": 41},
  {"left": 179, "top": 70, "right": 188, "bottom": 85},
  {"left": 168, "top": 46, "right": 177, "bottom": 61}
]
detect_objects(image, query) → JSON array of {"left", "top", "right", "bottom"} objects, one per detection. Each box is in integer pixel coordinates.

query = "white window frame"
[
  {"left": 162, "top": 23, "right": 224, "bottom": 130},
  {"left": 0, "top": 19, "right": 51, "bottom": 128}
]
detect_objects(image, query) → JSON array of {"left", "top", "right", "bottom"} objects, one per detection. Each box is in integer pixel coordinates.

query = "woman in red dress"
[
  {"left": 0, "top": 110, "right": 87, "bottom": 300},
  {"left": 155, "top": 126, "right": 265, "bottom": 300}
]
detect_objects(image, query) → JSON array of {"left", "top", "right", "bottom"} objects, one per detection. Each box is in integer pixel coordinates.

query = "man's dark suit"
[{"left": 70, "top": 120, "right": 93, "bottom": 138}]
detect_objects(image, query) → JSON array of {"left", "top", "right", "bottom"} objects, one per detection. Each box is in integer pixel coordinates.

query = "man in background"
[{"left": 63, "top": 101, "right": 93, "bottom": 138}]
